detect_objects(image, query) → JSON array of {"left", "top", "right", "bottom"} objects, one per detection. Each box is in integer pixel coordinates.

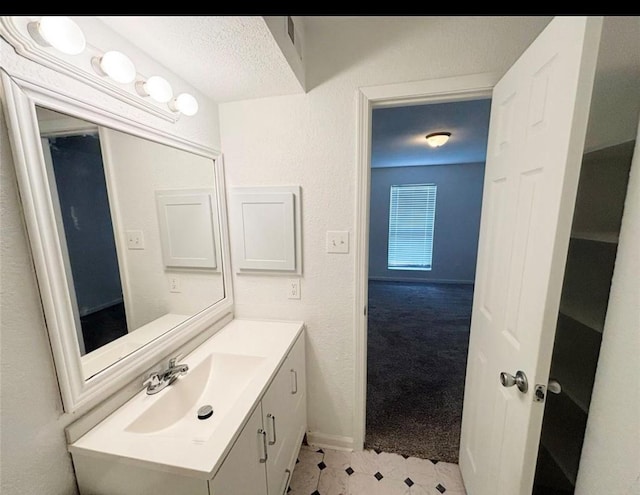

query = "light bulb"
[
  {"left": 93, "top": 51, "right": 136, "bottom": 84},
  {"left": 170, "top": 93, "right": 199, "bottom": 116},
  {"left": 136, "top": 76, "right": 173, "bottom": 103},
  {"left": 28, "top": 16, "right": 86, "bottom": 55}
]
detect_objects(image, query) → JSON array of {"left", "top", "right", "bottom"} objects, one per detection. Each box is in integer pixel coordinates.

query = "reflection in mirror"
[{"left": 36, "top": 107, "right": 224, "bottom": 380}]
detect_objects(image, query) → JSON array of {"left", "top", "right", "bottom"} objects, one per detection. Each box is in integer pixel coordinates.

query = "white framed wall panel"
[
  {"left": 231, "top": 186, "right": 301, "bottom": 274},
  {"left": 156, "top": 189, "right": 218, "bottom": 270}
]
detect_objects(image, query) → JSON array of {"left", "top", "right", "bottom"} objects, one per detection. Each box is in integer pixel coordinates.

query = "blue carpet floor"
[{"left": 366, "top": 281, "right": 473, "bottom": 463}]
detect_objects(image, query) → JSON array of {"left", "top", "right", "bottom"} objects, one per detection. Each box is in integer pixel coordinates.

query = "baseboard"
[
  {"left": 306, "top": 431, "right": 354, "bottom": 452},
  {"left": 368, "top": 276, "right": 474, "bottom": 285}
]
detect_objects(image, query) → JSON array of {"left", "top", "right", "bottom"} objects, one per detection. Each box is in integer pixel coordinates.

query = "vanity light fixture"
[
  {"left": 17, "top": 17, "right": 197, "bottom": 118},
  {"left": 27, "top": 16, "right": 86, "bottom": 55},
  {"left": 170, "top": 93, "right": 199, "bottom": 116},
  {"left": 136, "top": 75, "right": 174, "bottom": 103},
  {"left": 425, "top": 132, "right": 452, "bottom": 148},
  {"left": 92, "top": 50, "right": 136, "bottom": 84}
]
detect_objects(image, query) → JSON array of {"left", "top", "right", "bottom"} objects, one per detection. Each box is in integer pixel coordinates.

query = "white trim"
[
  {"left": 1, "top": 70, "right": 234, "bottom": 416},
  {"left": 353, "top": 73, "right": 498, "bottom": 450},
  {"left": 306, "top": 431, "right": 354, "bottom": 452}
]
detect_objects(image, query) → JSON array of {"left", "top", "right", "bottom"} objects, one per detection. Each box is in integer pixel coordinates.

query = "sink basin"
[{"left": 125, "top": 352, "right": 266, "bottom": 440}]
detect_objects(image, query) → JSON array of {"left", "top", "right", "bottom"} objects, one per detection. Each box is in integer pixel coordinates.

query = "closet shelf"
[
  {"left": 559, "top": 305, "right": 604, "bottom": 333},
  {"left": 570, "top": 231, "right": 619, "bottom": 244},
  {"left": 539, "top": 393, "right": 587, "bottom": 487},
  {"left": 551, "top": 368, "right": 590, "bottom": 414},
  {"left": 550, "top": 313, "right": 602, "bottom": 415},
  {"left": 541, "top": 441, "right": 577, "bottom": 490}
]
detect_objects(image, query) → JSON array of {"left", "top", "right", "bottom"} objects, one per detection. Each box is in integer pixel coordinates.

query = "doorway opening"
[
  {"left": 45, "top": 132, "right": 127, "bottom": 354},
  {"left": 364, "top": 99, "right": 491, "bottom": 463}
]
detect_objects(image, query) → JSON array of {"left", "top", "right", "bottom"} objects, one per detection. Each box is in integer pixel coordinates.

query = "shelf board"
[
  {"left": 540, "top": 393, "right": 588, "bottom": 486},
  {"left": 551, "top": 362, "right": 590, "bottom": 413},
  {"left": 559, "top": 305, "right": 604, "bottom": 333},
  {"left": 534, "top": 444, "right": 575, "bottom": 493},
  {"left": 570, "top": 231, "right": 619, "bottom": 244},
  {"left": 550, "top": 313, "right": 602, "bottom": 414}
]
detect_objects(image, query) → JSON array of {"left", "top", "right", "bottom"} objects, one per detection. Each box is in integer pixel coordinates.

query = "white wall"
[
  {"left": 219, "top": 16, "right": 552, "bottom": 445},
  {"left": 0, "top": 17, "right": 220, "bottom": 493},
  {"left": 574, "top": 119, "right": 640, "bottom": 495}
]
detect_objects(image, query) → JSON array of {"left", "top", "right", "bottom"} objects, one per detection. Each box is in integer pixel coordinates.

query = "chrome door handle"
[
  {"left": 500, "top": 370, "right": 528, "bottom": 393},
  {"left": 258, "top": 429, "right": 268, "bottom": 463},
  {"left": 282, "top": 469, "right": 292, "bottom": 495},
  {"left": 267, "top": 413, "right": 277, "bottom": 445},
  {"left": 291, "top": 369, "right": 298, "bottom": 395}
]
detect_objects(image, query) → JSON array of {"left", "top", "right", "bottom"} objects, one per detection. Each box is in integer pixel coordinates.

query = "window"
[{"left": 387, "top": 183, "right": 437, "bottom": 271}]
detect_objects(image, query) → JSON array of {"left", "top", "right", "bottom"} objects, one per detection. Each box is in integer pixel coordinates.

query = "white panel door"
[{"left": 459, "top": 16, "right": 602, "bottom": 495}]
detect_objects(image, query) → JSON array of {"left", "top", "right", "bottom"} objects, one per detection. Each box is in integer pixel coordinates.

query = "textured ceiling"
[
  {"left": 97, "top": 16, "right": 304, "bottom": 103},
  {"left": 97, "top": 16, "right": 638, "bottom": 151}
]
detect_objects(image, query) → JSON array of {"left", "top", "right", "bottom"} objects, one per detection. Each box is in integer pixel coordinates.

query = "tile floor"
[{"left": 289, "top": 444, "right": 467, "bottom": 495}]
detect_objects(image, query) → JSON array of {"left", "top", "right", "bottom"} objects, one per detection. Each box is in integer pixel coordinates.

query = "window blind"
[{"left": 387, "top": 183, "right": 437, "bottom": 271}]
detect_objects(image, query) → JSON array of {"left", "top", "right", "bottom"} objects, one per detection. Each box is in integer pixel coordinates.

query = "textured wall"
[
  {"left": 368, "top": 162, "right": 484, "bottom": 283},
  {"left": 219, "top": 16, "right": 552, "bottom": 443},
  {"left": 0, "top": 19, "right": 220, "bottom": 494},
  {"left": 575, "top": 128, "right": 640, "bottom": 495},
  {"left": 1, "top": 95, "right": 79, "bottom": 495}
]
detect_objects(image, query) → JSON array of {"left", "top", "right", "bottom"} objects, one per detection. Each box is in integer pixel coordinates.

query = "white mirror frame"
[{"left": 1, "top": 70, "right": 234, "bottom": 413}]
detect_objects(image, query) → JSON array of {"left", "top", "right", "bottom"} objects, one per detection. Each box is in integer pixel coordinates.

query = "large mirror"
[
  {"left": 2, "top": 72, "right": 233, "bottom": 413},
  {"left": 36, "top": 107, "right": 225, "bottom": 379}
]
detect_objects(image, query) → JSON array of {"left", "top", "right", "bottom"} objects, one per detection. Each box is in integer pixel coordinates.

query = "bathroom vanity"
[{"left": 68, "top": 319, "right": 306, "bottom": 495}]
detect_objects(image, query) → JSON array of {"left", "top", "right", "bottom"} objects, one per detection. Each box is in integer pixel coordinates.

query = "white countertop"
[
  {"left": 69, "top": 318, "right": 304, "bottom": 479},
  {"left": 82, "top": 313, "right": 191, "bottom": 379}
]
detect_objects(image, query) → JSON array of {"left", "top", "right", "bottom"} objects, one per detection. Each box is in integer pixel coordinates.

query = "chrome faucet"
[{"left": 143, "top": 357, "right": 189, "bottom": 395}]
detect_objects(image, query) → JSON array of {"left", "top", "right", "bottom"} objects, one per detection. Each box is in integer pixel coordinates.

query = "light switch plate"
[
  {"left": 126, "top": 230, "right": 145, "bottom": 250},
  {"left": 326, "top": 231, "right": 349, "bottom": 253}
]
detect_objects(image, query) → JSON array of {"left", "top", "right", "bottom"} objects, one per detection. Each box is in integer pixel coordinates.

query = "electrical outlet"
[
  {"left": 126, "top": 230, "right": 145, "bottom": 250},
  {"left": 287, "top": 278, "right": 301, "bottom": 299},
  {"left": 168, "top": 275, "right": 181, "bottom": 293},
  {"left": 326, "top": 231, "right": 349, "bottom": 253}
]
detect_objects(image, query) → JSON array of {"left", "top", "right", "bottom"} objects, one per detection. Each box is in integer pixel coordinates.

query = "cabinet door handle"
[
  {"left": 267, "top": 413, "right": 277, "bottom": 445},
  {"left": 291, "top": 369, "right": 298, "bottom": 395},
  {"left": 281, "top": 469, "right": 292, "bottom": 495},
  {"left": 258, "top": 429, "right": 268, "bottom": 463}
]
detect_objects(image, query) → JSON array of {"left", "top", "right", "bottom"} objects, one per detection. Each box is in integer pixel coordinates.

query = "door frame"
[{"left": 353, "top": 72, "right": 500, "bottom": 450}]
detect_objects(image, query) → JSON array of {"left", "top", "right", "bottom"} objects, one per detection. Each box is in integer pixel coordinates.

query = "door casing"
[{"left": 354, "top": 72, "right": 499, "bottom": 450}]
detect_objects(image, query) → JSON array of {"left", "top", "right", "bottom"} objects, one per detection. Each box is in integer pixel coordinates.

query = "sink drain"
[{"left": 197, "top": 405, "right": 214, "bottom": 420}]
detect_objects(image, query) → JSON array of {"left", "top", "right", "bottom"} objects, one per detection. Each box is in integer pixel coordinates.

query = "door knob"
[{"left": 500, "top": 370, "right": 528, "bottom": 393}]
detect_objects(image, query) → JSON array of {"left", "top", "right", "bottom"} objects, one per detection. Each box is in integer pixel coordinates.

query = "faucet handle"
[
  {"left": 169, "top": 355, "right": 185, "bottom": 368},
  {"left": 143, "top": 373, "right": 161, "bottom": 389}
]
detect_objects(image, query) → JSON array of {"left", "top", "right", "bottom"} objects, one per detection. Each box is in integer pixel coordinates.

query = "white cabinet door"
[
  {"left": 209, "top": 404, "right": 268, "bottom": 495},
  {"left": 262, "top": 334, "right": 307, "bottom": 495}
]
